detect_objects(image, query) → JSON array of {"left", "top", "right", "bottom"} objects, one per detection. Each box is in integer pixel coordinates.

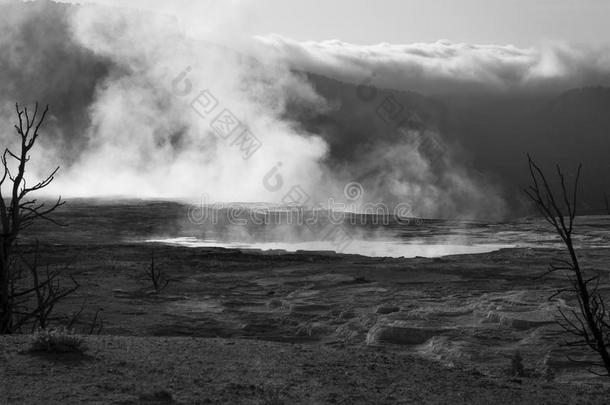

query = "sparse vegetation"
[
  {"left": 67, "top": 302, "right": 104, "bottom": 335},
  {"left": 138, "top": 389, "right": 175, "bottom": 404},
  {"left": 29, "top": 326, "right": 86, "bottom": 354},
  {"left": 13, "top": 242, "right": 79, "bottom": 331},
  {"left": 510, "top": 351, "right": 525, "bottom": 377},
  {"left": 145, "top": 251, "right": 169, "bottom": 293},
  {"left": 525, "top": 155, "right": 610, "bottom": 377},
  {"left": 259, "top": 386, "right": 285, "bottom": 405}
]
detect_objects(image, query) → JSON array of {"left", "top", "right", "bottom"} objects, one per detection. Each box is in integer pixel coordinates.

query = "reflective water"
[
  {"left": 148, "top": 214, "right": 610, "bottom": 258},
  {"left": 147, "top": 237, "right": 515, "bottom": 258}
]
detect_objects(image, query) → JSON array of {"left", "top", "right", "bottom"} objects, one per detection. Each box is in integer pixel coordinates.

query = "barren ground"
[
  {"left": 2, "top": 241, "right": 610, "bottom": 403},
  {"left": 2, "top": 202, "right": 610, "bottom": 403},
  {"left": 2, "top": 334, "right": 608, "bottom": 404}
]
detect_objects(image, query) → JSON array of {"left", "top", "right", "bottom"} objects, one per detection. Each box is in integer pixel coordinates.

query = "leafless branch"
[
  {"left": 525, "top": 154, "right": 610, "bottom": 377},
  {"left": 145, "top": 251, "right": 169, "bottom": 293},
  {"left": 0, "top": 103, "right": 71, "bottom": 334}
]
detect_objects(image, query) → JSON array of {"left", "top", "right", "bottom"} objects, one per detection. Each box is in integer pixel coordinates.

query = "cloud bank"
[{"left": 256, "top": 35, "right": 610, "bottom": 94}]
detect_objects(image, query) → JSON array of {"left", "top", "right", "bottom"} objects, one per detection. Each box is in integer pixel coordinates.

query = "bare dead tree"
[
  {"left": 146, "top": 251, "right": 169, "bottom": 293},
  {"left": 525, "top": 154, "right": 610, "bottom": 376},
  {"left": 11, "top": 242, "right": 79, "bottom": 331},
  {"left": 0, "top": 102, "right": 67, "bottom": 334},
  {"left": 87, "top": 308, "right": 104, "bottom": 335},
  {"left": 67, "top": 302, "right": 104, "bottom": 335}
]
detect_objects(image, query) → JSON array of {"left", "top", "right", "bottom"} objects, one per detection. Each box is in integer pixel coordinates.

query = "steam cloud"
[
  {"left": 3, "top": 1, "right": 609, "bottom": 219},
  {"left": 257, "top": 35, "right": 610, "bottom": 94}
]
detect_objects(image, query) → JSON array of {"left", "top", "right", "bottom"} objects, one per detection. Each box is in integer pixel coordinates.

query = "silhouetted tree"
[
  {"left": 145, "top": 251, "right": 169, "bottom": 293},
  {"left": 526, "top": 155, "right": 610, "bottom": 376},
  {"left": 0, "top": 103, "right": 71, "bottom": 334}
]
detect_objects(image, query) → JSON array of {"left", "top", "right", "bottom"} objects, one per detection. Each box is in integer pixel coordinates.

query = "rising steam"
[{"left": 10, "top": 1, "right": 610, "bottom": 219}]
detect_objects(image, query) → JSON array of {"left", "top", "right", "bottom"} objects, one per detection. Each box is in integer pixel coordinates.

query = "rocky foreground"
[
  {"left": 2, "top": 241, "right": 610, "bottom": 403},
  {"left": 1, "top": 335, "right": 608, "bottom": 404}
]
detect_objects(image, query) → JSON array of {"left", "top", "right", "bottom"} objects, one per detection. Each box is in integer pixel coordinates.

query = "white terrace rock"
[{"left": 366, "top": 321, "right": 447, "bottom": 346}]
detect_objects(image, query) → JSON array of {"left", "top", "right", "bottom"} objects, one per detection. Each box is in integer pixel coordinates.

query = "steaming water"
[
  {"left": 31, "top": 201, "right": 609, "bottom": 258},
  {"left": 146, "top": 210, "right": 610, "bottom": 258},
  {"left": 147, "top": 237, "right": 514, "bottom": 258}
]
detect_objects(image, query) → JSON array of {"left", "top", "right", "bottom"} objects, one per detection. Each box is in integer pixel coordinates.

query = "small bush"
[
  {"left": 29, "top": 327, "right": 87, "bottom": 354},
  {"left": 139, "top": 389, "right": 174, "bottom": 404},
  {"left": 260, "top": 387, "right": 284, "bottom": 405},
  {"left": 510, "top": 350, "right": 525, "bottom": 377}
]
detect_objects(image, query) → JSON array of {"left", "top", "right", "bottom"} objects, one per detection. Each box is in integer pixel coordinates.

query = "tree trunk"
[{"left": 0, "top": 257, "right": 12, "bottom": 333}]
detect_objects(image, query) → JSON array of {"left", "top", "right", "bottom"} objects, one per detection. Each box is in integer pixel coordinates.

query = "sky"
[
  {"left": 51, "top": 0, "right": 610, "bottom": 46},
  {"left": 241, "top": 0, "right": 610, "bottom": 46}
]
